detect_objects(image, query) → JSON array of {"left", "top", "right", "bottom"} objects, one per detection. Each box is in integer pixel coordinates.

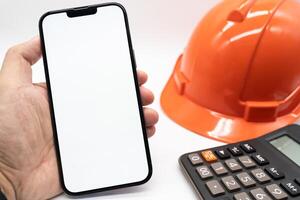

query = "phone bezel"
[{"left": 39, "top": 2, "right": 152, "bottom": 196}]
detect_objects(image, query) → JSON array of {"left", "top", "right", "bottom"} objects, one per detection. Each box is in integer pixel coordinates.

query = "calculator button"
[
  {"left": 221, "top": 176, "right": 241, "bottom": 191},
  {"left": 228, "top": 146, "right": 243, "bottom": 156},
  {"left": 238, "top": 156, "right": 256, "bottom": 168},
  {"left": 225, "top": 159, "right": 242, "bottom": 172},
  {"left": 250, "top": 188, "right": 272, "bottom": 200},
  {"left": 188, "top": 153, "right": 203, "bottom": 165},
  {"left": 266, "top": 184, "right": 288, "bottom": 200},
  {"left": 237, "top": 172, "right": 256, "bottom": 188},
  {"left": 280, "top": 180, "right": 300, "bottom": 196},
  {"left": 205, "top": 180, "right": 225, "bottom": 196},
  {"left": 251, "top": 169, "right": 271, "bottom": 183},
  {"left": 215, "top": 149, "right": 230, "bottom": 159},
  {"left": 265, "top": 167, "right": 284, "bottom": 180},
  {"left": 211, "top": 162, "right": 228, "bottom": 176},
  {"left": 252, "top": 154, "right": 269, "bottom": 166},
  {"left": 234, "top": 192, "right": 253, "bottom": 200},
  {"left": 196, "top": 166, "right": 213, "bottom": 180},
  {"left": 240, "top": 143, "right": 256, "bottom": 153},
  {"left": 295, "top": 178, "right": 300, "bottom": 185},
  {"left": 201, "top": 150, "right": 218, "bottom": 163}
]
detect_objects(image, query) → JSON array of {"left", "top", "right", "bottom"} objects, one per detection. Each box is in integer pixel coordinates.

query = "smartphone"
[{"left": 39, "top": 3, "right": 152, "bottom": 196}]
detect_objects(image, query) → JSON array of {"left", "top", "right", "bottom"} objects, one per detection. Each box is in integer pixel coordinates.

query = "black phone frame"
[{"left": 39, "top": 2, "right": 152, "bottom": 196}]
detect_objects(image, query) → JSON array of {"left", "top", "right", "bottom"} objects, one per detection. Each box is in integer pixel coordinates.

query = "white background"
[{"left": 0, "top": 0, "right": 226, "bottom": 199}]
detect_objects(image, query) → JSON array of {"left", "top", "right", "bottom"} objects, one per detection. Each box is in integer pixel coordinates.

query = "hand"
[{"left": 0, "top": 37, "right": 158, "bottom": 200}]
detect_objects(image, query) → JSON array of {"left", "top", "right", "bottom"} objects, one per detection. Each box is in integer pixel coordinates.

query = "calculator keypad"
[
  {"left": 252, "top": 154, "right": 269, "bottom": 166},
  {"left": 215, "top": 149, "right": 231, "bottom": 159},
  {"left": 265, "top": 184, "right": 288, "bottom": 200},
  {"left": 206, "top": 180, "right": 225, "bottom": 196},
  {"left": 238, "top": 156, "right": 256, "bottom": 169},
  {"left": 221, "top": 176, "right": 241, "bottom": 191},
  {"left": 251, "top": 169, "right": 271, "bottom": 183},
  {"left": 211, "top": 162, "right": 228, "bottom": 176},
  {"left": 240, "top": 143, "right": 256, "bottom": 153},
  {"left": 250, "top": 188, "right": 272, "bottom": 200},
  {"left": 201, "top": 150, "right": 218, "bottom": 163},
  {"left": 225, "top": 159, "right": 243, "bottom": 172},
  {"left": 234, "top": 192, "right": 253, "bottom": 200},
  {"left": 188, "top": 153, "right": 203, "bottom": 165},
  {"left": 228, "top": 146, "right": 243, "bottom": 156},
  {"left": 236, "top": 172, "right": 256, "bottom": 188},
  {"left": 196, "top": 165, "right": 213, "bottom": 180},
  {"left": 184, "top": 142, "right": 299, "bottom": 200},
  {"left": 265, "top": 167, "right": 284, "bottom": 180},
  {"left": 280, "top": 181, "right": 300, "bottom": 197}
]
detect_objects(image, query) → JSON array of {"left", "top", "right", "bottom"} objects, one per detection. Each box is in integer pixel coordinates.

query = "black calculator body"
[{"left": 179, "top": 124, "right": 300, "bottom": 200}]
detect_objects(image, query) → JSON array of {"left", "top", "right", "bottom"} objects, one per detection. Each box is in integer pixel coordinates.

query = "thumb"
[{"left": 1, "top": 37, "right": 41, "bottom": 84}]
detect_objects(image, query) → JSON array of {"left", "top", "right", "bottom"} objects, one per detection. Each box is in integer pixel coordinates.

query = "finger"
[
  {"left": 146, "top": 126, "right": 156, "bottom": 138},
  {"left": 1, "top": 37, "right": 41, "bottom": 84},
  {"left": 33, "top": 82, "right": 48, "bottom": 99},
  {"left": 144, "top": 107, "right": 159, "bottom": 127},
  {"left": 140, "top": 86, "right": 154, "bottom": 106},
  {"left": 44, "top": 147, "right": 63, "bottom": 199},
  {"left": 33, "top": 82, "right": 47, "bottom": 90},
  {"left": 137, "top": 70, "right": 148, "bottom": 86}
]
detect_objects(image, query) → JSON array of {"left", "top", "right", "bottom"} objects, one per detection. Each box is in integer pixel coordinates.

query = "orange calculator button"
[{"left": 201, "top": 150, "right": 217, "bottom": 162}]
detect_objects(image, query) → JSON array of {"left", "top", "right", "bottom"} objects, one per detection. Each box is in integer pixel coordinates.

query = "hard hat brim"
[{"left": 160, "top": 61, "right": 300, "bottom": 143}]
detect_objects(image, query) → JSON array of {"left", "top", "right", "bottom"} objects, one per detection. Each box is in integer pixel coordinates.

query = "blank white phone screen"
[{"left": 41, "top": 5, "right": 150, "bottom": 193}]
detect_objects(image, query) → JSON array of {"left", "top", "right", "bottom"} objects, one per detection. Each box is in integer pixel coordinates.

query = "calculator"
[{"left": 179, "top": 124, "right": 300, "bottom": 200}]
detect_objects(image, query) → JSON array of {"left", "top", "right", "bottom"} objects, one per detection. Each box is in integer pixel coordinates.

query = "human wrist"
[{"left": 0, "top": 171, "right": 16, "bottom": 200}]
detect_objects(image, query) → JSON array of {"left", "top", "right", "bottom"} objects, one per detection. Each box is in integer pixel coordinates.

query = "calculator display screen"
[{"left": 270, "top": 135, "right": 300, "bottom": 166}]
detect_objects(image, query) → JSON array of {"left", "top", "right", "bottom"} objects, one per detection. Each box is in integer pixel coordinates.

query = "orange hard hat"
[{"left": 161, "top": 0, "right": 300, "bottom": 143}]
